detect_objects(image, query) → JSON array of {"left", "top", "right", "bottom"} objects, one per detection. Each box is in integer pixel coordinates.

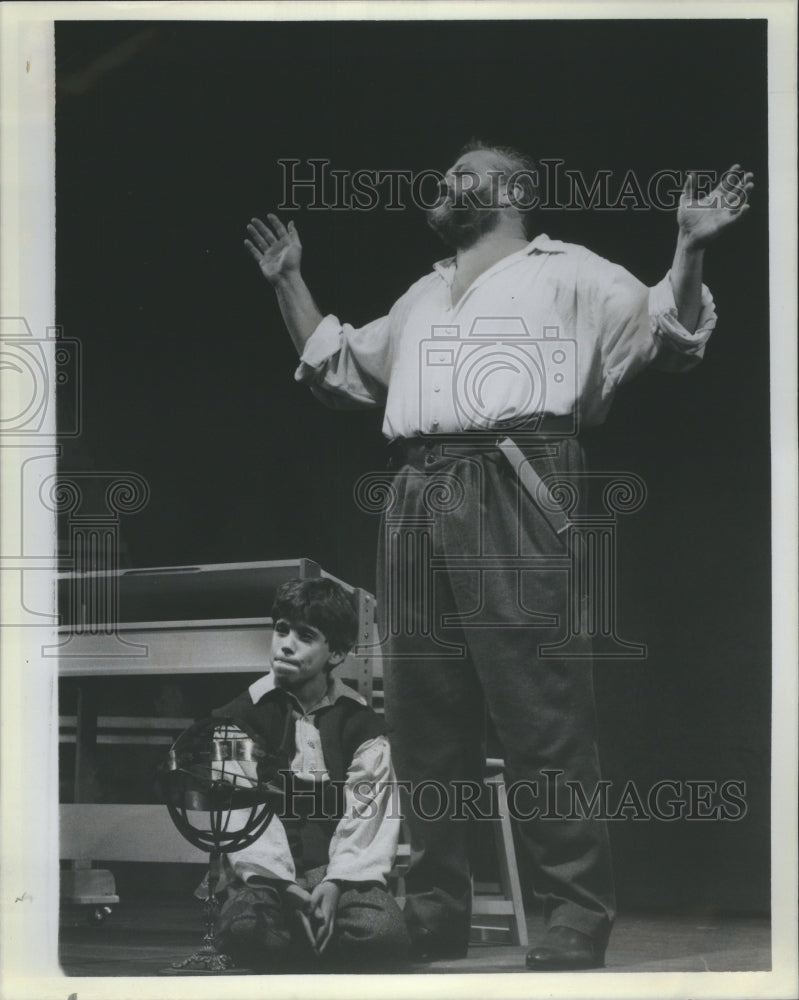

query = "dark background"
[{"left": 55, "top": 19, "right": 771, "bottom": 915}]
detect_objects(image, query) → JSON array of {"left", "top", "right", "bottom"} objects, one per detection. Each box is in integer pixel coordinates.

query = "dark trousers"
[
  {"left": 215, "top": 880, "right": 410, "bottom": 971},
  {"left": 378, "top": 436, "right": 616, "bottom": 949}
]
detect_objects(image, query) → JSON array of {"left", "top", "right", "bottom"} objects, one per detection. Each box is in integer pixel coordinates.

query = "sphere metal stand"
[{"left": 157, "top": 718, "right": 276, "bottom": 976}]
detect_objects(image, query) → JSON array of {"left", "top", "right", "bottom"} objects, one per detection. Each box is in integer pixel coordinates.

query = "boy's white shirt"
[{"left": 221, "top": 671, "right": 400, "bottom": 887}]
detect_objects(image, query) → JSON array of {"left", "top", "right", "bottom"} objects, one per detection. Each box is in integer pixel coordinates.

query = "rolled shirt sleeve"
[
  {"left": 323, "top": 735, "right": 400, "bottom": 886},
  {"left": 294, "top": 313, "right": 392, "bottom": 409},
  {"left": 587, "top": 254, "right": 718, "bottom": 404},
  {"left": 649, "top": 270, "right": 717, "bottom": 372}
]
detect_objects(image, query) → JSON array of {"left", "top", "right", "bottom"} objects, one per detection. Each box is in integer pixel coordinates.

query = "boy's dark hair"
[
  {"left": 271, "top": 578, "right": 358, "bottom": 656},
  {"left": 458, "top": 137, "right": 540, "bottom": 236}
]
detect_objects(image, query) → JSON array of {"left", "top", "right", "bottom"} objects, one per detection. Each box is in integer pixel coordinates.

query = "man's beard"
[{"left": 426, "top": 201, "right": 502, "bottom": 250}]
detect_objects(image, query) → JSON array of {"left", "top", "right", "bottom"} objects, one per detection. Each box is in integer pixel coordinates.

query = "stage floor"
[{"left": 59, "top": 900, "right": 770, "bottom": 976}]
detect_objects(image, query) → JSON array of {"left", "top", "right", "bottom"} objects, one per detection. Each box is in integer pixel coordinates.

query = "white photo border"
[{"left": 0, "top": 2, "right": 796, "bottom": 999}]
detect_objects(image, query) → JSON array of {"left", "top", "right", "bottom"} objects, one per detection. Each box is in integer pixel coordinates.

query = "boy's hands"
[
  {"left": 283, "top": 883, "right": 316, "bottom": 951},
  {"left": 309, "top": 881, "right": 340, "bottom": 955},
  {"left": 282, "top": 880, "right": 340, "bottom": 956},
  {"left": 245, "top": 214, "right": 302, "bottom": 285}
]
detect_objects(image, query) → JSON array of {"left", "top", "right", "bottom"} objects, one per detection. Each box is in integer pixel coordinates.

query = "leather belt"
[
  {"left": 386, "top": 427, "right": 574, "bottom": 539},
  {"left": 496, "top": 436, "right": 571, "bottom": 536}
]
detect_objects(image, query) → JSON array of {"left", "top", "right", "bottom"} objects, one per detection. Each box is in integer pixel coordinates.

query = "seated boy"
[{"left": 208, "top": 577, "right": 409, "bottom": 971}]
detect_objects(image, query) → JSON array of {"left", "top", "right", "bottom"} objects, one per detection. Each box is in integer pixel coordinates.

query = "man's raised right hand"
[{"left": 245, "top": 214, "right": 302, "bottom": 285}]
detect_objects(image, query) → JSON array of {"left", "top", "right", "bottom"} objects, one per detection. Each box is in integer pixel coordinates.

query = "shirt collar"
[
  {"left": 248, "top": 671, "right": 367, "bottom": 710},
  {"left": 432, "top": 233, "right": 566, "bottom": 278}
]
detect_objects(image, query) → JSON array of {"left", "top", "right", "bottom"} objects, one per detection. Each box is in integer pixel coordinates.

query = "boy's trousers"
[{"left": 216, "top": 880, "right": 409, "bottom": 970}]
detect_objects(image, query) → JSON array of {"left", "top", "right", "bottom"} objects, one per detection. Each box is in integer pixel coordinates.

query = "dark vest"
[
  {"left": 213, "top": 685, "right": 386, "bottom": 877},
  {"left": 212, "top": 685, "right": 386, "bottom": 808}
]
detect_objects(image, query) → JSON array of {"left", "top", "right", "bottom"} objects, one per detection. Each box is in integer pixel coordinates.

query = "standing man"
[{"left": 244, "top": 142, "right": 753, "bottom": 970}]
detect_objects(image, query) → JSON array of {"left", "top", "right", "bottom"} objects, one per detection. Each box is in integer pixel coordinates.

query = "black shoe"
[
  {"left": 409, "top": 927, "right": 468, "bottom": 960},
  {"left": 525, "top": 926, "right": 605, "bottom": 971}
]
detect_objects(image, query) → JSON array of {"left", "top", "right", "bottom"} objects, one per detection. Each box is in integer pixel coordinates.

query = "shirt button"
[{"left": 434, "top": 385, "right": 440, "bottom": 393}]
